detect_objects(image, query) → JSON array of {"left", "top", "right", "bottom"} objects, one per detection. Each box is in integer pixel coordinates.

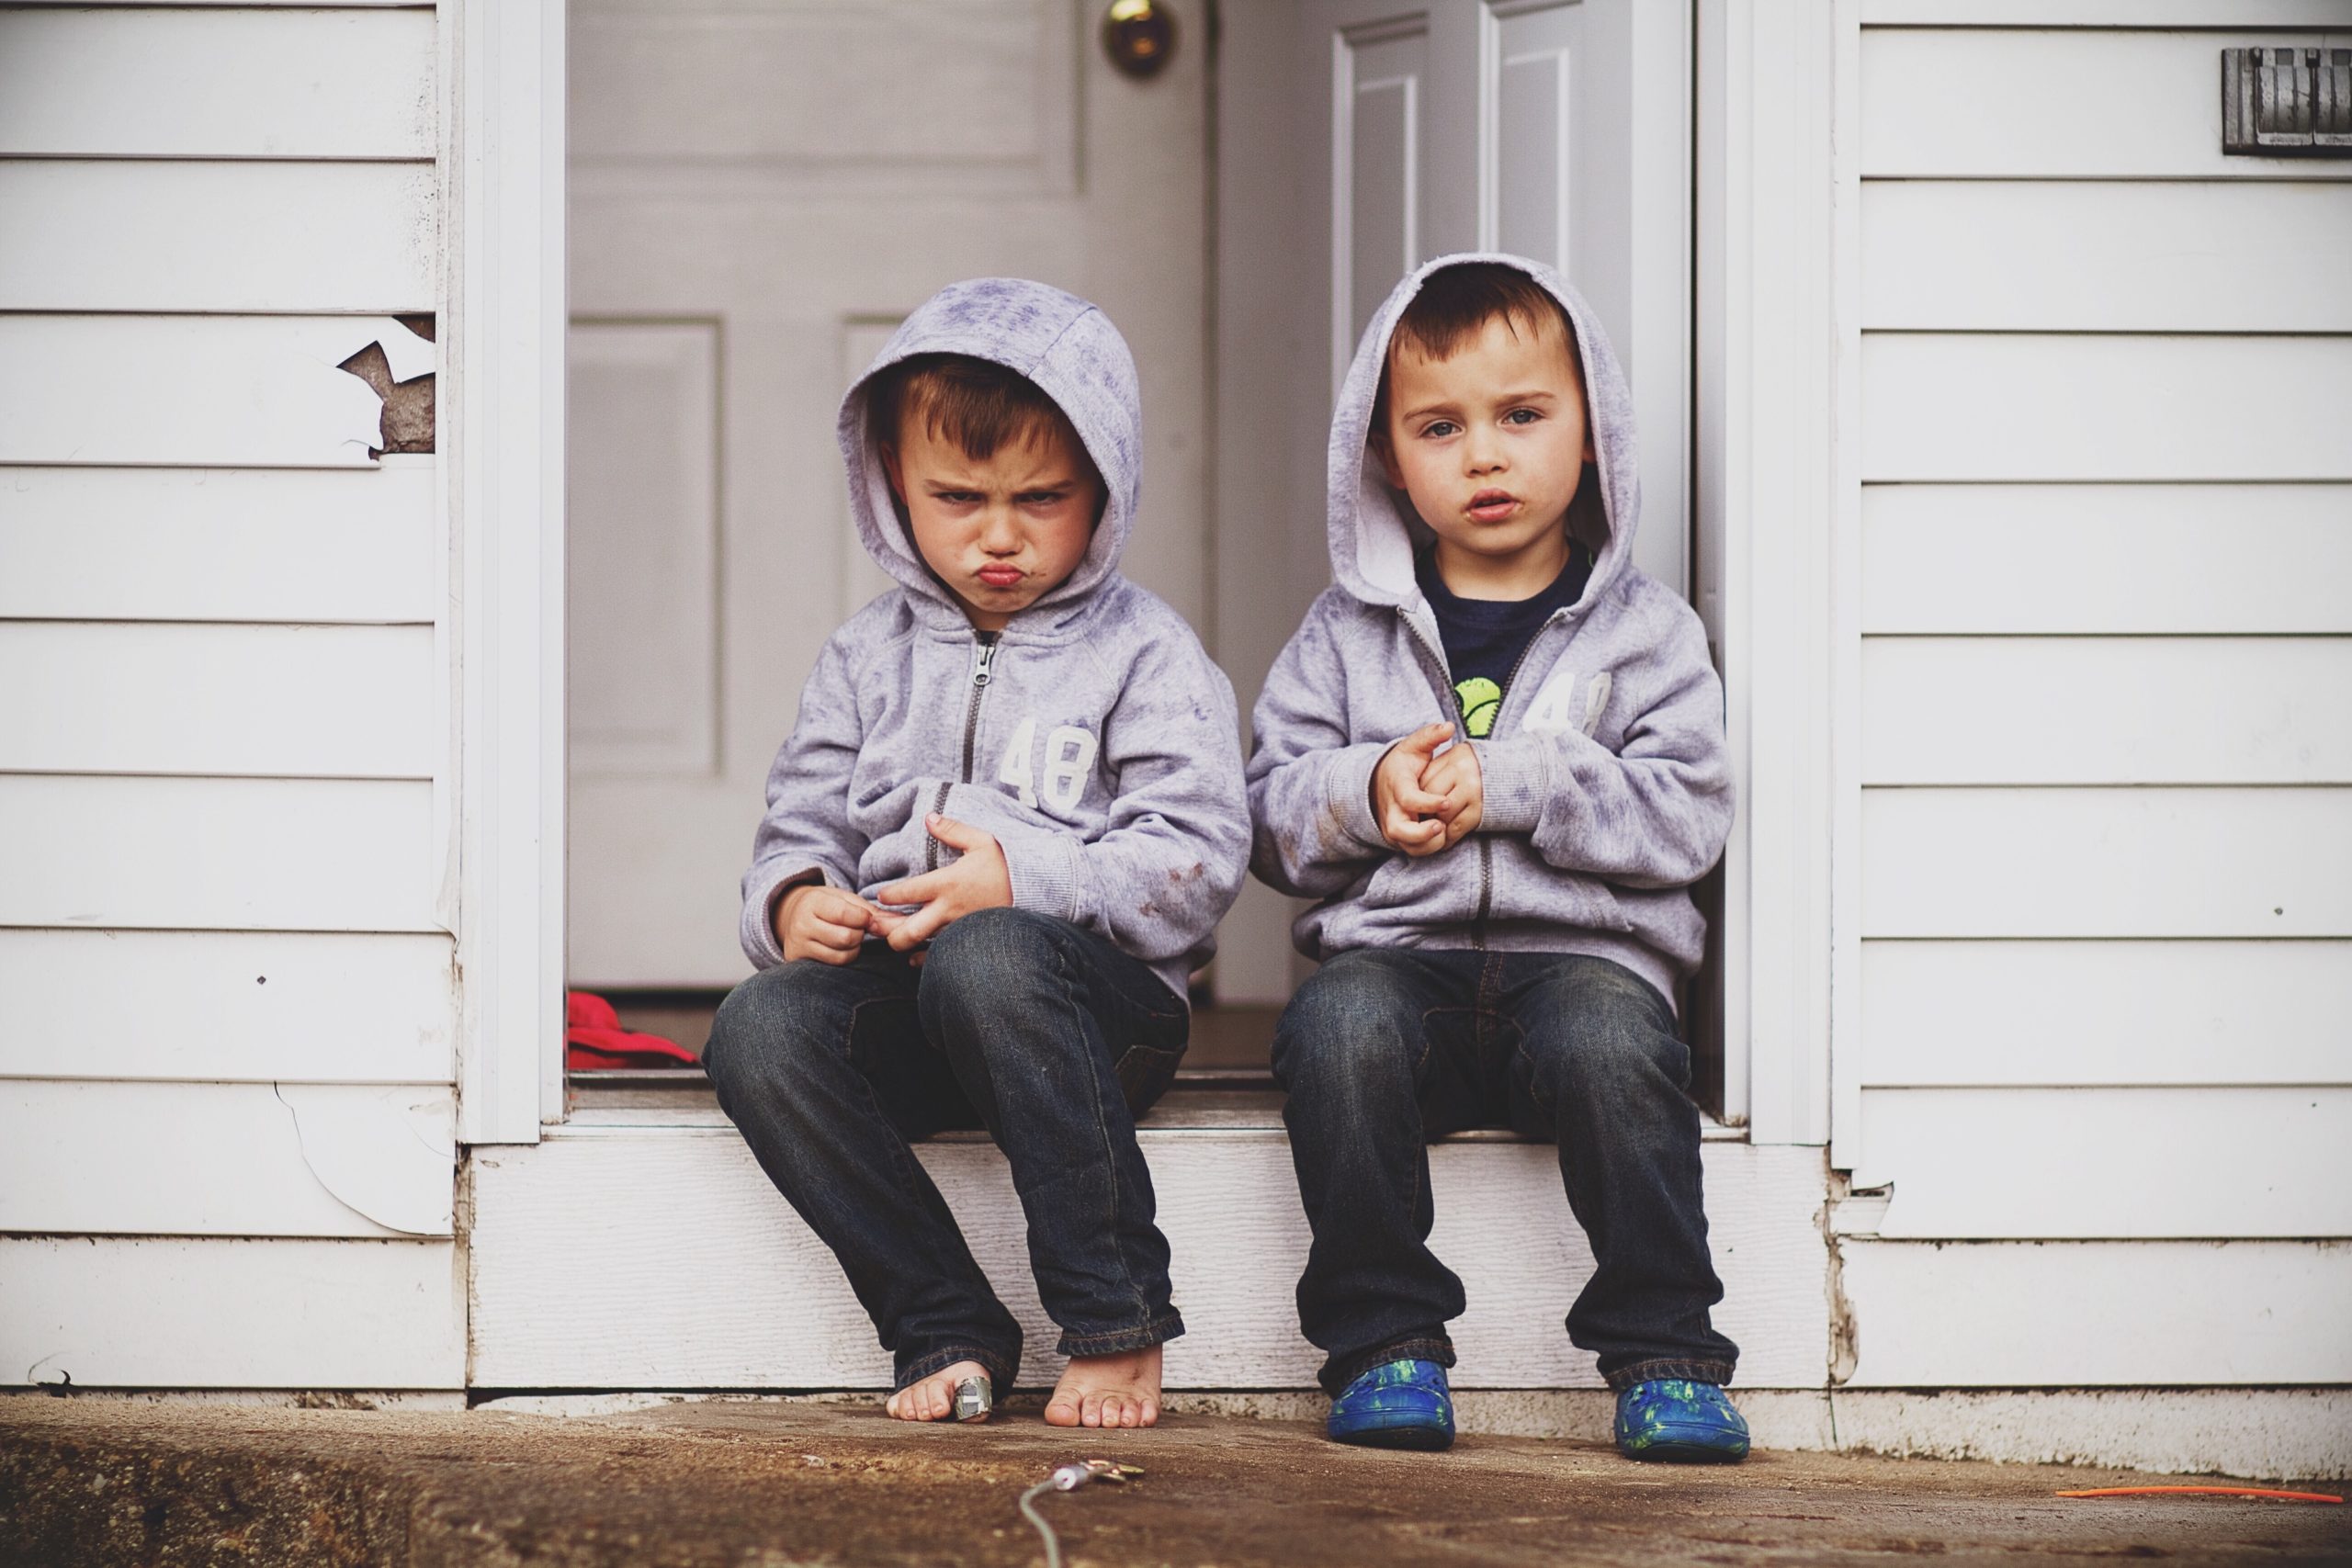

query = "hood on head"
[
  {"left": 837, "top": 277, "right": 1144, "bottom": 618},
  {"left": 1327, "top": 253, "right": 1640, "bottom": 614}
]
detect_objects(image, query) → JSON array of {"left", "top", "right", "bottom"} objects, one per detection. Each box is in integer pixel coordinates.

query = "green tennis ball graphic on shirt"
[{"left": 1455, "top": 676, "right": 1503, "bottom": 739}]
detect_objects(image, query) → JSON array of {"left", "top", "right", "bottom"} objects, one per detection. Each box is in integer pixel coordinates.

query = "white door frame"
[
  {"left": 447, "top": 0, "right": 569, "bottom": 1145},
  {"left": 1692, "top": 0, "right": 1855, "bottom": 1149},
  {"left": 441, "top": 0, "right": 1859, "bottom": 1154}
]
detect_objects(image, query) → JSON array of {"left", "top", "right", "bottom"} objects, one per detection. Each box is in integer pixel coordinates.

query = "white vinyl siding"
[
  {"left": 1838, "top": 1239, "right": 2352, "bottom": 1387},
  {"left": 1848, "top": 5, "right": 2352, "bottom": 1376},
  {"left": 0, "top": 1236, "right": 464, "bottom": 1392},
  {"left": 0, "top": 4, "right": 458, "bottom": 1389}
]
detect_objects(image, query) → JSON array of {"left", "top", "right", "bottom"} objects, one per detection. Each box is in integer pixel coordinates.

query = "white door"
[
  {"left": 565, "top": 0, "right": 1210, "bottom": 987},
  {"left": 1213, "top": 0, "right": 1692, "bottom": 1004}
]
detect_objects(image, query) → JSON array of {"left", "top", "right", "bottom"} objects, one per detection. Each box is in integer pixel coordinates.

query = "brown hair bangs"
[
  {"left": 1373, "top": 262, "right": 1580, "bottom": 433},
  {"left": 868, "top": 353, "right": 1082, "bottom": 464}
]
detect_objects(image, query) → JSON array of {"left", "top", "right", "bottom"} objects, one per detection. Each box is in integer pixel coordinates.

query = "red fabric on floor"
[{"left": 566, "top": 990, "right": 698, "bottom": 1069}]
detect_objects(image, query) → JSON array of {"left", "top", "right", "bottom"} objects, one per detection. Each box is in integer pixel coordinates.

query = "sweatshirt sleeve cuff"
[
  {"left": 741, "top": 863, "right": 827, "bottom": 969},
  {"left": 1324, "top": 742, "right": 1393, "bottom": 853},
  {"left": 999, "top": 831, "right": 1084, "bottom": 924},
  {"left": 1472, "top": 736, "right": 1553, "bottom": 834}
]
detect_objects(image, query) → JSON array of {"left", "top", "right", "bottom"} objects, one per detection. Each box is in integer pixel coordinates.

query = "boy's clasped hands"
[
  {"left": 1372, "top": 720, "right": 1483, "bottom": 855},
  {"left": 773, "top": 812, "right": 1010, "bottom": 964}
]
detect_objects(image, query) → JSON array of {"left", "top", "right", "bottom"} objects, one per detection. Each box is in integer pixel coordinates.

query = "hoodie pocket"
[
  {"left": 1359, "top": 848, "right": 1484, "bottom": 926},
  {"left": 1482, "top": 837, "right": 1635, "bottom": 935}
]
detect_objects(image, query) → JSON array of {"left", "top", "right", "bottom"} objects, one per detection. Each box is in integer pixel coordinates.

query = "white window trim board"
[{"left": 446, "top": 0, "right": 568, "bottom": 1145}]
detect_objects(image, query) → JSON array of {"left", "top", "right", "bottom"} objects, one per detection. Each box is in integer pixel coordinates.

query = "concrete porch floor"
[{"left": 4, "top": 1394, "right": 2346, "bottom": 1567}]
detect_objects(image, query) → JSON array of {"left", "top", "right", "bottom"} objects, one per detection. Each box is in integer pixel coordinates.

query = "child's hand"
[
  {"left": 775, "top": 883, "right": 888, "bottom": 965},
  {"left": 1421, "top": 741, "right": 1483, "bottom": 849},
  {"left": 870, "top": 814, "right": 1014, "bottom": 952},
  {"left": 1371, "top": 722, "right": 1456, "bottom": 857}
]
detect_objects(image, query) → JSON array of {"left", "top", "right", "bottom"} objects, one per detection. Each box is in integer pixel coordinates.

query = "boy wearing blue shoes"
[{"left": 1248, "top": 257, "right": 1747, "bottom": 1461}]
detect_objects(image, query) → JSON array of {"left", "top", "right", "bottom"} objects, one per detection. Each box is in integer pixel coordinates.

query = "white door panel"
[{"left": 567, "top": 322, "right": 719, "bottom": 782}]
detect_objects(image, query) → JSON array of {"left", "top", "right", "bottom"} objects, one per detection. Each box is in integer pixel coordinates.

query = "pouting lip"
[{"left": 976, "top": 565, "right": 1025, "bottom": 587}]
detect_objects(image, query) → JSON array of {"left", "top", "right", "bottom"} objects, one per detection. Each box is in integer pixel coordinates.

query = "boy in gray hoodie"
[
  {"left": 1249, "top": 257, "right": 1746, "bottom": 1461},
  {"left": 704, "top": 278, "right": 1250, "bottom": 1430}
]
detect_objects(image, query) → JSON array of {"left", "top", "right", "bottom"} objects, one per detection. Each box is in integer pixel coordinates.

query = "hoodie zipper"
[
  {"left": 1397, "top": 608, "right": 1494, "bottom": 949},
  {"left": 928, "top": 633, "right": 1001, "bottom": 872},
  {"left": 1404, "top": 606, "right": 1567, "bottom": 952},
  {"left": 1471, "top": 623, "right": 1555, "bottom": 946}
]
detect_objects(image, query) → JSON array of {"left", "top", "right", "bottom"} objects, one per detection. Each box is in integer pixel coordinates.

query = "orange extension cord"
[{"left": 2057, "top": 1486, "right": 2343, "bottom": 1504}]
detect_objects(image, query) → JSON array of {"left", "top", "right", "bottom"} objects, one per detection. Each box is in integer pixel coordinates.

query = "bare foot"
[
  {"left": 885, "top": 1359, "right": 989, "bottom": 1423},
  {"left": 1045, "top": 1344, "right": 1162, "bottom": 1428}
]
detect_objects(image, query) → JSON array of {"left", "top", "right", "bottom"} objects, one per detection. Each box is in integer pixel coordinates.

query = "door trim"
[
  {"left": 1693, "top": 0, "right": 1856, "bottom": 1149},
  {"left": 447, "top": 0, "right": 569, "bottom": 1144}
]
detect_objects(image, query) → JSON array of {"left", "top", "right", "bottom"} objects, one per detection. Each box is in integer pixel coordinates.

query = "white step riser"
[{"left": 469, "top": 1131, "right": 1832, "bottom": 1391}]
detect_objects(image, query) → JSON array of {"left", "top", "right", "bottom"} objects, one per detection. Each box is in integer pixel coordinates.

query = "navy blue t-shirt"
[{"left": 1417, "top": 541, "right": 1592, "bottom": 738}]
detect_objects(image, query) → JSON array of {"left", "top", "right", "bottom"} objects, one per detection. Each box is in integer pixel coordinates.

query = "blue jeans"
[
  {"left": 1271, "top": 947, "right": 1737, "bottom": 1393},
  {"left": 702, "top": 907, "right": 1189, "bottom": 1393}
]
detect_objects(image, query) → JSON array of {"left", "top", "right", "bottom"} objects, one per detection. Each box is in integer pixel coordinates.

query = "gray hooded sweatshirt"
[
  {"left": 1247, "top": 254, "right": 1733, "bottom": 1009},
  {"left": 738, "top": 278, "right": 1250, "bottom": 1005}
]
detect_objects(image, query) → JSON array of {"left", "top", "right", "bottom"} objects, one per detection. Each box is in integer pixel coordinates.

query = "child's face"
[
  {"left": 882, "top": 418, "right": 1102, "bottom": 631},
  {"left": 1374, "top": 311, "right": 1594, "bottom": 589}
]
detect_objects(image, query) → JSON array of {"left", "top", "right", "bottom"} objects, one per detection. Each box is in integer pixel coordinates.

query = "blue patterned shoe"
[
  {"left": 1328, "top": 1359, "right": 1454, "bottom": 1450},
  {"left": 1614, "top": 1379, "right": 1749, "bottom": 1463}
]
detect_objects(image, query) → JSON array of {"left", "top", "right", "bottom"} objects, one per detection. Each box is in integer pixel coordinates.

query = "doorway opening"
[{"left": 559, "top": 0, "right": 1727, "bottom": 1124}]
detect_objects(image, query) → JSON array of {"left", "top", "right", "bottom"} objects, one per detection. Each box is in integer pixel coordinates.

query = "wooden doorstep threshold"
[{"left": 561, "top": 1068, "right": 1743, "bottom": 1140}]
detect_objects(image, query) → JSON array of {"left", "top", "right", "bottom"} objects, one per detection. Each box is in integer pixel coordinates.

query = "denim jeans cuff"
[
  {"left": 1054, "top": 1310, "right": 1185, "bottom": 1359},
  {"left": 899, "top": 1344, "right": 1020, "bottom": 1396},
  {"left": 1603, "top": 1358, "right": 1736, "bottom": 1392},
  {"left": 1323, "top": 1335, "right": 1457, "bottom": 1395}
]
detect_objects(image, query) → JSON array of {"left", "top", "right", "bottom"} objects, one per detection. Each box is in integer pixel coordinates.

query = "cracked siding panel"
[
  {"left": 0, "top": 623, "right": 435, "bottom": 779},
  {"left": 1, "top": 1237, "right": 465, "bottom": 1390},
  {"left": 0, "top": 7, "right": 435, "bottom": 160},
  {"left": 336, "top": 326, "right": 438, "bottom": 455},
  {"left": 0, "top": 775, "right": 440, "bottom": 933},
  {"left": 277, "top": 1085, "right": 458, "bottom": 1235},
  {"left": 0, "top": 316, "right": 435, "bottom": 469},
  {"left": 0, "top": 1082, "right": 454, "bottom": 1239},
  {"left": 0, "top": 163, "right": 435, "bottom": 314},
  {"left": 0, "top": 931, "right": 455, "bottom": 1085},
  {"left": 0, "top": 463, "right": 437, "bottom": 625}
]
